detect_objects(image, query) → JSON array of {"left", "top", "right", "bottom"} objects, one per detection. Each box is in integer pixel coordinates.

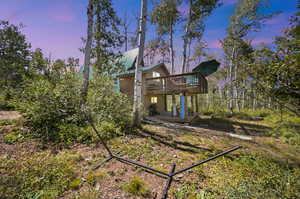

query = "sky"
[{"left": 0, "top": 0, "right": 298, "bottom": 71}]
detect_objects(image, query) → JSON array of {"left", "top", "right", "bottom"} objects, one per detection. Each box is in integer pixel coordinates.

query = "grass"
[
  {"left": 122, "top": 176, "right": 151, "bottom": 197},
  {"left": 0, "top": 109, "right": 300, "bottom": 198},
  {"left": 0, "top": 151, "right": 78, "bottom": 199}
]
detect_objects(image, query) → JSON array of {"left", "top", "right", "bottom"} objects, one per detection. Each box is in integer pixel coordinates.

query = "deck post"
[
  {"left": 191, "top": 95, "right": 194, "bottom": 116},
  {"left": 196, "top": 94, "right": 199, "bottom": 113},
  {"left": 172, "top": 94, "right": 176, "bottom": 117},
  {"left": 180, "top": 94, "right": 185, "bottom": 120}
]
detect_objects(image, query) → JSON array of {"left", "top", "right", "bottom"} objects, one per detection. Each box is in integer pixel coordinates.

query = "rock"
[
  {"left": 177, "top": 174, "right": 184, "bottom": 178},
  {"left": 95, "top": 183, "right": 100, "bottom": 191}
]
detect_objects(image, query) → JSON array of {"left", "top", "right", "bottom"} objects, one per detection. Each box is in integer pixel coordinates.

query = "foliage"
[
  {"left": 0, "top": 151, "right": 77, "bottom": 199},
  {"left": 151, "top": 0, "right": 181, "bottom": 36},
  {"left": 87, "top": 75, "right": 131, "bottom": 130},
  {"left": 173, "top": 183, "right": 204, "bottom": 199},
  {"left": 85, "top": 170, "right": 107, "bottom": 185},
  {"left": 122, "top": 176, "right": 151, "bottom": 197},
  {"left": 265, "top": 113, "right": 300, "bottom": 147},
  {"left": 202, "top": 152, "right": 300, "bottom": 199},
  {"left": 12, "top": 74, "right": 85, "bottom": 145},
  {"left": 3, "top": 132, "right": 23, "bottom": 144},
  {"left": 11, "top": 71, "right": 130, "bottom": 145},
  {"left": 0, "top": 21, "right": 31, "bottom": 89},
  {"left": 92, "top": 0, "right": 124, "bottom": 75},
  {"left": 69, "top": 178, "right": 82, "bottom": 190},
  {"left": 251, "top": 9, "right": 300, "bottom": 116},
  {"left": 0, "top": 20, "right": 31, "bottom": 108}
]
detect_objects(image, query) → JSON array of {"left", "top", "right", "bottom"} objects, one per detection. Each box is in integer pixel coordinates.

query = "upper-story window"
[{"left": 153, "top": 71, "right": 160, "bottom": 78}]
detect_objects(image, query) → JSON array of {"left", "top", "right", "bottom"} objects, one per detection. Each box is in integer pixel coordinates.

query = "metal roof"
[{"left": 192, "top": 59, "right": 220, "bottom": 77}]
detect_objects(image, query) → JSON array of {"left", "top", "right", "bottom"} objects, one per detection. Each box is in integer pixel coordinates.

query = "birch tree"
[
  {"left": 181, "top": 0, "right": 219, "bottom": 73},
  {"left": 81, "top": 0, "right": 94, "bottom": 102},
  {"left": 132, "top": 0, "right": 148, "bottom": 127},
  {"left": 151, "top": 0, "right": 181, "bottom": 74},
  {"left": 222, "top": 0, "right": 278, "bottom": 112}
]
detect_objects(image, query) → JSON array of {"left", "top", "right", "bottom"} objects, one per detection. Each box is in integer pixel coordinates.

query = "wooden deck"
[
  {"left": 152, "top": 114, "right": 200, "bottom": 124},
  {"left": 145, "top": 72, "right": 208, "bottom": 95}
]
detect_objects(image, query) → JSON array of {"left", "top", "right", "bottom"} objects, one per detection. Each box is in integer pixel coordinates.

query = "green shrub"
[
  {"left": 12, "top": 74, "right": 131, "bottom": 145},
  {"left": 202, "top": 153, "right": 300, "bottom": 199},
  {"left": 87, "top": 75, "right": 131, "bottom": 130},
  {"left": 122, "top": 176, "right": 151, "bottom": 197},
  {"left": 86, "top": 170, "right": 107, "bottom": 185},
  {"left": 0, "top": 151, "right": 77, "bottom": 199},
  {"left": 173, "top": 183, "right": 203, "bottom": 199},
  {"left": 269, "top": 122, "right": 300, "bottom": 147},
  {"left": 12, "top": 74, "right": 84, "bottom": 144},
  {"left": 69, "top": 178, "right": 82, "bottom": 189},
  {"left": 3, "top": 133, "right": 23, "bottom": 144}
]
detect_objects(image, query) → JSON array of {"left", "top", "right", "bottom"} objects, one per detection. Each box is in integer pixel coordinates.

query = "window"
[
  {"left": 153, "top": 71, "right": 160, "bottom": 77},
  {"left": 151, "top": 97, "right": 158, "bottom": 104}
]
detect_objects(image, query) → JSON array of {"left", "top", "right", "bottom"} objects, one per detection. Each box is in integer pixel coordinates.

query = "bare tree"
[{"left": 132, "top": 0, "right": 148, "bottom": 127}]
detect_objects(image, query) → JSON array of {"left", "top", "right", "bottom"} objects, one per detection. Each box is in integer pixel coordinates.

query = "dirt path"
[
  {"left": 144, "top": 116, "right": 253, "bottom": 141},
  {"left": 0, "top": 111, "right": 22, "bottom": 120}
]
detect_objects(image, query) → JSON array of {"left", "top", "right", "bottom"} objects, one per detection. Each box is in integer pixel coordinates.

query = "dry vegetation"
[{"left": 1, "top": 110, "right": 300, "bottom": 199}]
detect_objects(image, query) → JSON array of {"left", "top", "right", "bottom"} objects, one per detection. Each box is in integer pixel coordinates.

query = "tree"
[
  {"left": 0, "top": 20, "right": 31, "bottom": 96},
  {"left": 151, "top": 0, "right": 181, "bottom": 73},
  {"left": 222, "top": 0, "right": 278, "bottom": 112},
  {"left": 181, "top": 0, "right": 220, "bottom": 73},
  {"left": 251, "top": 6, "right": 300, "bottom": 116},
  {"left": 93, "top": 0, "right": 123, "bottom": 75},
  {"left": 121, "top": 13, "right": 131, "bottom": 51},
  {"left": 132, "top": 0, "right": 148, "bottom": 127},
  {"left": 81, "top": 0, "right": 94, "bottom": 103}
]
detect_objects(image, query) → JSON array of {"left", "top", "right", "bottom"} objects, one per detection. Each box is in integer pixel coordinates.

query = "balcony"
[{"left": 145, "top": 72, "right": 208, "bottom": 95}]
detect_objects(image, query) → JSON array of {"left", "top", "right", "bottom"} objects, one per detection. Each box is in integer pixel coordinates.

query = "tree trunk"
[
  {"left": 132, "top": 0, "right": 147, "bottom": 127},
  {"left": 81, "top": 0, "right": 94, "bottom": 103},
  {"left": 169, "top": 25, "right": 175, "bottom": 74},
  {"left": 186, "top": 39, "right": 192, "bottom": 72},
  {"left": 181, "top": 0, "right": 192, "bottom": 74},
  {"left": 228, "top": 46, "right": 235, "bottom": 114},
  {"left": 125, "top": 26, "right": 128, "bottom": 51}
]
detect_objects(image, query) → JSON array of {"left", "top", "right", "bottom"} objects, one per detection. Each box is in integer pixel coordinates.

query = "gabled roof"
[
  {"left": 192, "top": 59, "right": 220, "bottom": 77},
  {"left": 118, "top": 48, "right": 139, "bottom": 70},
  {"left": 117, "top": 63, "right": 169, "bottom": 77}
]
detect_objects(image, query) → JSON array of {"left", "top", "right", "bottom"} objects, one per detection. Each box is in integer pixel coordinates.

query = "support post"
[
  {"left": 172, "top": 94, "right": 176, "bottom": 117},
  {"left": 191, "top": 95, "right": 194, "bottom": 116},
  {"left": 196, "top": 94, "right": 199, "bottom": 113},
  {"left": 180, "top": 95, "right": 185, "bottom": 120}
]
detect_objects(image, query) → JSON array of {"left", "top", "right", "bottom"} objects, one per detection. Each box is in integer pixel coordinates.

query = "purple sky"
[{"left": 1, "top": 0, "right": 298, "bottom": 71}]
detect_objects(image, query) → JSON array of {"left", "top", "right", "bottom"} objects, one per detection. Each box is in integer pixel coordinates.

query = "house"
[
  {"left": 115, "top": 48, "right": 219, "bottom": 122},
  {"left": 81, "top": 48, "right": 219, "bottom": 122}
]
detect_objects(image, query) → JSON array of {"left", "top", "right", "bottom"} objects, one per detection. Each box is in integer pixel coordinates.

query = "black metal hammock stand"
[{"left": 87, "top": 118, "right": 241, "bottom": 199}]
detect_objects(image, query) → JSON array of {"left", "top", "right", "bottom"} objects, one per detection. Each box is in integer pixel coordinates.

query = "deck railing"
[{"left": 145, "top": 72, "right": 207, "bottom": 94}]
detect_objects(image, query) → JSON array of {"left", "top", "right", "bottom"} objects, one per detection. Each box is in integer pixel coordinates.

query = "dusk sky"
[{"left": 1, "top": 0, "right": 298, "bottom": 70}]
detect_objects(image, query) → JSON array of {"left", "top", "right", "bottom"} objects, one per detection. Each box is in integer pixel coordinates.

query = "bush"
[
  {"left": 122, "top": 176, "right": 151, "bottom": 197},
  {"left": 12, "top": 74, "right": 84, "bottom": 144},
  {"left": 3, "top": 133, "right": 23, "bottom": 144},
  {"left": 87, "top": 75, "right": 131, "bottom": 130},
  {"left": 202, "top": 153, "right": 300, "bottom": 199},
  {"left": 12, "top": 74, "right": 131, "bottom": 145},
  {"left": 0, "top": 151, "right": 77, "bottom": 199}
]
